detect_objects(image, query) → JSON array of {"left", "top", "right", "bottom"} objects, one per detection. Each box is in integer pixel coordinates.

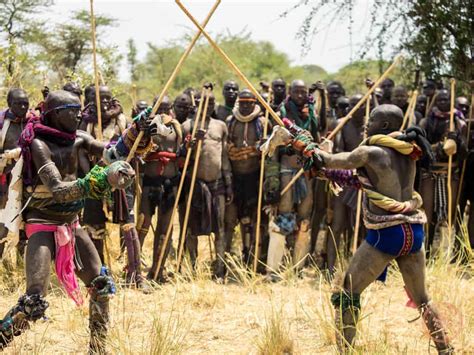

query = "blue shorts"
[{"left": 366, "top": 223, "right": 424, "bottom": 257}]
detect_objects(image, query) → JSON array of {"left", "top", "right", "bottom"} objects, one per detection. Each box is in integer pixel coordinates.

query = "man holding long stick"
[
  {"left": 418, "top": 89, "right": 467, "bottom": 254},
  {"left": 265, "top": 80, "right": 326, "bottom": 280},
  {"left": 264, "top": 104, "right": 453, "bottom": 353},
  {"left": 225, "top": 89, "right": 269, "bottom": 268},
  {"left": 181, "top": 89, "right": 233, "bottom": 279}
]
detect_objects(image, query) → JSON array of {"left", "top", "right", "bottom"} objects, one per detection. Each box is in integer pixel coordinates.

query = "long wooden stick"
[
  {"left": 175, "top": 0, "right": 284, "bottom": 128},
  {"left": 447, "top": 78, "right": 456, "bottom": 248},
  {"left": 125, "top": 0, "right": 221, "bottom": 163},
  {"left": 253, "top": 92, "right": 271, "bottom": 273},
  {"left": 90, "top": 0, "right": 103, "bottom": 141},
  {"left": 280, "top": 56, "right": 402, "bottom": 197},
  {"left": 176, "top": 89, "right": 211, "bottom": 272},
  {"left": 352, "top": 97, "right": 370, "bottom": 253},
  {"left": 152, "top": 87, "right": 206, "bottom": 281}
]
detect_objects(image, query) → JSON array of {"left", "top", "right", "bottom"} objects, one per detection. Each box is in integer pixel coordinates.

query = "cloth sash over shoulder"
[{"left": 357, "top": 134, "right": 427, "bottom": 229}]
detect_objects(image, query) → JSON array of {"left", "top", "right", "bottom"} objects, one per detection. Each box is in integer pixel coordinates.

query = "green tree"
[
  {"left": 133, "top": 31, "right": 310, "bottom": 102},
  {"left": 27, "top": 10, "right": 117, "bottom": 82},
  {"left": 0, "top": 0, "right": 53, "bottom": 85}
]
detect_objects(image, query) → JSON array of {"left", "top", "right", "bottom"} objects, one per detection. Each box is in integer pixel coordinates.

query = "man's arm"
[
  {"left": 78, "top": 130, "right": 105, "bottom": 157},
  {"left": 31, "top": 139, "right": 85, "bottom": 203},
  {"left": 318, "top": 145, "right": 387, "bottom": 170}
]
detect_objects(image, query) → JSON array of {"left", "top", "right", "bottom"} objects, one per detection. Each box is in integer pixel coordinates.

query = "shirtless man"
[
  {"left": 225, "top": 89, "right": 268, "bottom": 267},
  {"left": 137, "top": 110, "right": 182, "bottom": 283},
  {"left": 0, "top": 89, "right": 37, "bottom": 259},
  {"left": 419, "top": 89, "right": 467, "bottom": 252},
  {"left": 182, "top": 90, "right": 233, "bottom": 279},
  {"left": 0, "top": 90, "right": 155, "bottom": 352},
  {"left": 299, "top": 105, "right": 452, "bottom": 353},
  {"left": 327, "top": 94, "right": 366, "bottom": 276},
  {"left": 265, "top": 80, "right": 326, "bottom": 279},
  {"left": 214, "top": 80, "right": 239, "bottom": 121}
]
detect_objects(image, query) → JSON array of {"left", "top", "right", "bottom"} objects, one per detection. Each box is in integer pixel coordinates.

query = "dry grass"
[{"left": 0, "top": 220, "right": 473, "bottom": 354}]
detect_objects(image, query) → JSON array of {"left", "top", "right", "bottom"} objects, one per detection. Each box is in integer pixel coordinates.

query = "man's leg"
[
  {"left": 213, "top": 195, "right": 227, "bottom": 279},
  {"left": 420, "top": 174, "right": 435, "bottom": 253},
  {"left": 327, "top": 196, "right": 349, "bottom": 277},
  {"left": 75, "top": 228, "right": 114, "bottom": 354},
  {"left": 331, "top": 241, "right": 393, "bottom": 351},
  {"left": 137, "top": 186, "right": 153, "bottom": 248},
  {"left": 310, "top": 180, "right": 327, "bottom": 255},
  {"left": 0, "top": 232, "right": 52, "bottom": 349},
  {"left": 396, "top": 249, "right": 453, "bottom": 353},
  {"left": 266, "top": 174, "right": 293, "bottom": 277},
  {"left": 294, "top": 176, "right": 314, "bottom": 272},
  {"left": 148, "top": 206, "right": 174, "bottom": 283}
]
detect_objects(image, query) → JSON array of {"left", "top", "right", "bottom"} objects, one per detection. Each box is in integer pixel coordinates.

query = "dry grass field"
[{"left": 0, "top": 221, "right": 473, "bottom": 354}]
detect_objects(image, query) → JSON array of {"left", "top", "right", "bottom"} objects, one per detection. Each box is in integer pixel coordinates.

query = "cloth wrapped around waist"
[
  {"left": 233, "top": 170, "right": 260, "bottom": 216},
  {"left": 281, "top": 167, "right": 308, "bottom": 205},
  {"left": 228, "top": 143, "right": 259, "bottom": 161},
  {"left": 188, "top": 177, "right": 225, "bottom": 235},
  {"left": 143, "top": 174, "right": 180, "bottom": 213},
  {"left": 25, "top": 220, "right": 83, "bottom": 306},
  {"left": 145, "top": 151, "right": 177, "bottom": 175},
  {"left": 25, "top": 185, "right": 85, "bottom": 215}
]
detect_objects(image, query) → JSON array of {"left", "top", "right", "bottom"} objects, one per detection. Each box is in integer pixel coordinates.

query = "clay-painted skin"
[
  {"left": 181, "top": 92, "right": 232, "bottom": 276},
  {"left": 318, "top": 105, "right": 450, "bottom": 349},
  {"left": 23, "top": 90, "right": 105, "bottom": 300}
]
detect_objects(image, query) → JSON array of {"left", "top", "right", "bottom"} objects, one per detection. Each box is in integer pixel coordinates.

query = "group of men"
[{"left": 0, "top": 74, "right": 470, "bottom": 353}]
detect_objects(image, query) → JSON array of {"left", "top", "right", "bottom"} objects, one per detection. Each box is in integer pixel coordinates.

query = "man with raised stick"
[{"left": 0, "top": 89, "right": 160, "bottom": 352}]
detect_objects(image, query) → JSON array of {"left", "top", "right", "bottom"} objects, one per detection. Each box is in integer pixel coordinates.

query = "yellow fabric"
[
  {"left": 363, "top": 134, "right": 415, "bottom": 156},
  {"left": 361, "top": 134, "right": 422, "bottom": 214}
]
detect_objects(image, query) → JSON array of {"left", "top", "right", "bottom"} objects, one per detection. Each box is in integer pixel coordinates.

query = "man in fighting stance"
[
  {"left": 297, "top": 104, "right": 453, "bottom": 353},
  {"left": 0, "top": 89, "right": 156, "bottom": 352}
]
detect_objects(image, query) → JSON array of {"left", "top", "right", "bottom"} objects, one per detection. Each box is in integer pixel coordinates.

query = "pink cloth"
[{"left": 25, "top": 221, "right": 83, "bottom": 306}]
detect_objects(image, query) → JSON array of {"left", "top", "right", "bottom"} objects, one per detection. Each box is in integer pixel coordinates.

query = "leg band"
[
  {"left": 331, "top": 291, "right": 361, "bottom": 311},
  {"left": 0, "top": 294, "right": 49, "bottom": 348}
]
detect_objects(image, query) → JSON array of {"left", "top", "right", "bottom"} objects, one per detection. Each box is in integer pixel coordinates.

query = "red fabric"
[{"left": 25, "top": 221, "right": 83, "bottom": 306}]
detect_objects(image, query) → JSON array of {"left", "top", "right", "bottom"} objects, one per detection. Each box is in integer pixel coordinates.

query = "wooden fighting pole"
[
  {"left": 152, "top": 87, "right": 207, "bottom": 281},
  {"left": 90, "top": 0, "right": 103, "bottom": 142},
  {"left": 125, "top": 0, "right": 221, "bottom": 163},
  {"left": 175, "top": 0, "right": 285, "bottom": 128},
  {"left": 280, "top": 55, "right": 403, "bottom": 197},
  {"left": 175, "top": 88, "right": 212, "bottom": 272},
  {"left": 352, "top": 97, "right": 370, "bottom": 253},
  {"left": 253, "top": 91, "right": 271, "bottom": 273},
  {"left": 447, "top": 78, "right": 456, "bottom": 249}
]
